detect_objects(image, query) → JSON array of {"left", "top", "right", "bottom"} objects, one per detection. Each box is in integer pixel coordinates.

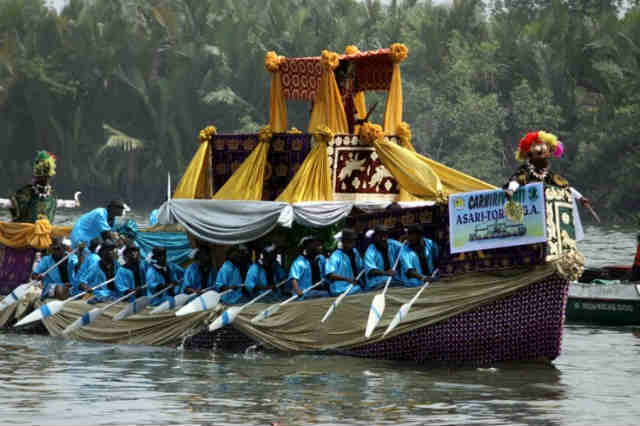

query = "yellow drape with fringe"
[
  {"left": 276, "top": 141, "right": 333, "bottom": 203},
  {"left": 383, "top": 63, "right": 403, "bottom": 134},
  {"left": 396, "top": 133, "right": 421, "bottom": 202},
  {"left": 213, "top": 140, "right": 270, "bottom": 200},
  {"left": 308, "top": 71, "right": 348, "bottom": 134},
  {"left": 0, "top": 218, "right": 70, "bottom": 249},
  {"left": 269, "top": 72, "right": 287, "bottom": 132},
  {"left": 173, "top": 141, "right": 212, "bottom": 199}
]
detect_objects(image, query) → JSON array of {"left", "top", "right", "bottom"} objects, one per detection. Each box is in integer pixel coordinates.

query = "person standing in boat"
[
  {"left": 364, "top": 225, "right": 404, "bottom": 291},
  {"left": 146, "top": 247, "right": 184, "bottom": 306},
  {"left": 399, "top": 225, "right": 438, "bottom": 287},
  {"left": 115, "top": 245, "right": 147, "bottom": 300},
  {"left": 289, "top": 236, "right": 330, "bottom": 299},
  {"left": 180, "top": 247, "right": 216, "bottom": 295},
  {"left": 32, "top": 237, "right": 79, "bottom": 301},
  {"left": 81, "top": 240, "right": 120, "bottom": 303},
  {"left": 216, "top": 245, "right": 250, "bottom": 305},
  {"left": 245, "top": 244, "right": 287, "bottom": 301},
  {"left": 1, "top": 151, "right": 80, "bottom": 223},
  {"left": 70, "top": 200, "right": 126, "bottom": 248},
  {"left": 325, "top": 228, "right": 364, "bottom": 297}
]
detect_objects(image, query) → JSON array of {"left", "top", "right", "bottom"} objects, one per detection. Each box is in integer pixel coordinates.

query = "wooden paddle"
[
  {"left": 251, "top": 279, "right": 325, "bottom": 324},
  {"left": 14, "top": 278, "right": 114, "bottom": 327},
  {"left": 113, "top": 283, "right": 177, "bottom": 321},
  {"left": 321, "top": 268, "right": 367, "bottom": 323}
]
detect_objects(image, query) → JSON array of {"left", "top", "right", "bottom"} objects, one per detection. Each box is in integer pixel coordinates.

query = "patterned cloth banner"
[
  {"left": 0, "top": 245, "right": 36, "bottom": 295},
  {"left": 211, "top": 133, "right": 312, "bottom": 201},
  {"left": 448, "top": 183, "right": 547, "bottom": 254},
  {"left": 329, "top": 135, "right": 400, "bottom": 202}
]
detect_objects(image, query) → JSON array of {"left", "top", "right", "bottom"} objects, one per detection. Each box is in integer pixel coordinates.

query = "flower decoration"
[
  {"left": 515, "top": 130, "right": 563, "bottom": 161},
  {"left": 321, "top": 50, "right": 340, "bottom": 71},
  {"left": 390, "top": 43, "right": 409, "bottom": 63},
  {"left": 344, "top": 45, "right": 360, "bottom": 55},
  {"left": 33, "top": 151, "right": 57, "bottom": 177},
  {"left": 287, "top": 127, "right": 302, "bottom": 134},
  {"left": 264, "top": 51, "right": 284, "bottom": 73},
  {"left": 313, "top": 125, "right": 334, "bottom": 145},
  {"left": 259, "top": 125, "right": 273, "bottom": 143},
  {"left": 198, "top": 125, "right": 217, "bottom": 144},
  {"left": 359, "top": 122, "right": 384, "bottom": 145},
  {"left": 396, "top": 122, "right": 412, "bottom": 142}
]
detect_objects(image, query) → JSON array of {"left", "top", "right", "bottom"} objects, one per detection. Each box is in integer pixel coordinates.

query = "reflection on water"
[{"left": 0, "top": 217, "right": 639, "bottom": 424}]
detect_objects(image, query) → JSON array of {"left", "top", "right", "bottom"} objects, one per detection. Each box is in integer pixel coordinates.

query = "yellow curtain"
[
  {"left": 0, "top": 218, "right": 60, "bottom": 249},
  {"left": 308, "top": 50, "right": 348, "bottom": 134},
  {"left": 277, "top": 127, "right": 334, "bottom": 203},
  {"left": 213, "top": 127, "right": 272, "bottom": 200},
  {"left": 395, "top": 123, "right": 421, "bottom": 202},
  {"left": 173, "top": 141, "right": 212, "bottom": 199},
  {"left": 383, "top": 43, "right": 408, "bottom": 134},
  {"left": 419, "top": 154, "right": 497, "bottom": 195},
  {"left": 265, "top": 52, "right": 287, "bottom": 132}
]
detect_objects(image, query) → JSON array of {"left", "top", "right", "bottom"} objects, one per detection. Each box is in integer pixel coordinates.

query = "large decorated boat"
[{"left": 2, "top": 45, "right": 584, "bottom": 366}]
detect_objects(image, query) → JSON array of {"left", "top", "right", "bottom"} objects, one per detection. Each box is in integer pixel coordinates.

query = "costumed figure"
[
  {"left": 325, "top": 228, "right": 364, "bottom": 297},
  {"left": 399, "top": 224, "right": 438, "bottom": 287},
  {"left": 215, "top": 246, "right": 249, "bottom": 305},
  {"left": 32, "top": 237, "right": 79, "bottom": 301},
  {"left": 1, "top": 151, "right": 80, "bottom": 223},
  {"left": 81, "top": 240, "right": 120, "bottom": 304},
  {"left": 145, "top": 247, "right": 184, "bottom": 306},
  {"left": 288, "top": 236, "right": 330, "bottom": 300},
  {"left": 70, "top": 200, "right": 126, "bottom": 248},
  {"left": 504, "top": 131, "right": 594, "bottom": 240},
  {"left": 363, "top": 225, "right": 404, "bottom": 291},
  {"left": 115, "top": 245, "right": 147, "bottom": 300},
  {"left": 245, "top": 244, "right": 287, "bottom": 302},
  {"left": 180, "top": 248, "right": 216, "bottom": 295}
]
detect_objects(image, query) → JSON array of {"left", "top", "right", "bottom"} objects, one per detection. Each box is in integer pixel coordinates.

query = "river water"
[{"left": 1, "top": 219, "right": 639, "bottom": 425}]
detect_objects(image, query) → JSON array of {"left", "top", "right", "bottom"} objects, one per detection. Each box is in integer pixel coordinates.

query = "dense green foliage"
[{"left": 1, "top": 0, "right": 639, "bottom": 221}]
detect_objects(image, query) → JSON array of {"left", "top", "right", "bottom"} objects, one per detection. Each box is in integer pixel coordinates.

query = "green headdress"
[{"left": 33, "top": 151, "right": 57, "bottom": 177}]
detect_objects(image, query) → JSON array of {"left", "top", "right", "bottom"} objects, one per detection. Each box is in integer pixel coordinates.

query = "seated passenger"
[
  {"left": 400, "top": 224, "right": 437, "bottom": 287},
  {"left": 245, "top": 244, "right": 287, "bottom": 301},
  {"left": 82, "top": 240, "right": 120, "bottom": 303},
  {"left": 73, "top": 237, "right": 102, "bottom": 295},
  {"left": 216, "top": 246, "right": 249, "bottom": 305},
  {"left": 146, "top": 247, "right": 184, "bottom": 306},
  {"left": 32, "top": 237, "right": 79, "bottom": 301},
  {"left": 115, "top": 245, "right": 147, "bottom": 300},
  {"left": 180, "top": 248, "right": 216, "bottom": 295},
  {"left": 364, "top": 225, "right": 404, "bottom": 291},
  {"left": 289, "top": 236, "right": 330, "bottom": 300},
  {"left": 325, "top": 228, "right": 364, "bottom": 297}
]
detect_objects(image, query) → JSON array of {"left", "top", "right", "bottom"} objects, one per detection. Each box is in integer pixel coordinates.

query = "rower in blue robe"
[
  {"left": 215, "top": 246, "right": 249, "bottom": 305},
  {"left": 325, "top": 228, "right": 364, "bottom": 297},
  {"left": 363, "top": 225, "right": 404, "bottom": 291},
  {"left": 32, "top": 238, "right": 79, "bottom": 300},
  {"left": 115, "top": 245, "right": 147, "bottom": 300},
  {"left": 289, "top": 236, "right": 329, "bottom": 300},
  {"left": 399, "top": 224, "right": 438, "bottom": 287},
  {"left": 245, "top": 244, "right": 287, "bottom": 301},
  {"left": 81, "top": 240, "right": 120, "bottom": 303},
  {"left": 146, "top": 247, "right": 184, "bottom": 306},
  {"left": 70, "top": 200, "right": 125, "bottom": 248},
  {"left": 73, "top": 237, "right": 102, "bottom": 295},
  {"left": 179, "top": 248, "right": 216, "bottom": 294}
]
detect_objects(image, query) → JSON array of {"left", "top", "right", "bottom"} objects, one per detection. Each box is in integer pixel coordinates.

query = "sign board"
[{"left": 448, "top": 183, "right": 547, "bottom": 254}]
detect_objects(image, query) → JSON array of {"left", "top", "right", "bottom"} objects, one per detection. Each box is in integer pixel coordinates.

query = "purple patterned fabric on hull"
[
  {"left": 0, "top": 245, "right": 36, "bottom": 295},
  {"left": 185, "top": 274, "right": 569, "bottom": 366}
]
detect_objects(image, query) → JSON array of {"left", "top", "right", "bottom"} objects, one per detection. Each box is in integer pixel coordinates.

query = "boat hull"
[
  {"left": 566, "top": 283, "right": 640, "bottom": 326},
  {"left": 185, "top": 274, "right": 570, "bottom": 366}
]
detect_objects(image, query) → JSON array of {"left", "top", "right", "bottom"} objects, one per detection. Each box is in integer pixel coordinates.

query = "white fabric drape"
[{"left": 157, "top": 199, "right": 356, "bottom": 244}]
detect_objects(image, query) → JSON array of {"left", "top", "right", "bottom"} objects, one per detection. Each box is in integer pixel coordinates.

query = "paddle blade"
[
  {"left": 383, "top": 302, "right": 411, "bottom": 337},
  {"left": 150, "top": 294, "right": 191, "bottom": 314},
  {"left": 113, "top": 297, "right": 149, "bottom": 321},
  {"left": 176, "top": 291, "right": 221, "bottom": 316},
  {"left": 365, "top": 294, "right": 385, "bottom": 338},
  {"left": 208, "top": 306, "right": 242, "bottom": 332},
  {"left": 251, "top": 304, "right": 280, "bottom": 324},
  {"left": 321, "top": 285, "right": 354, "bottom": 323},
  {"left": 1, "top": 282, "right": 35, "bottom": 311},
  {"left": 62, "top": 307, "right": 104, "bottom": 335},
  {"left": 14, "top": 300, "right": 65, "bottom": 327}
]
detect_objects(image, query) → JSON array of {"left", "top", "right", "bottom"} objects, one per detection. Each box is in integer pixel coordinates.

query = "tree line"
[{"left": 1, "top": 0, "right": 639, "bottom": 222}]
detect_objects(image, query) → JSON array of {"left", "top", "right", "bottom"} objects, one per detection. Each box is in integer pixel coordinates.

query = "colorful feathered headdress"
[
  {"left": 515, "top": 131, "right": 564, "bottom": 161},
  {"left": 33, "top": 151, "right": 57, "bottom": 177}
]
